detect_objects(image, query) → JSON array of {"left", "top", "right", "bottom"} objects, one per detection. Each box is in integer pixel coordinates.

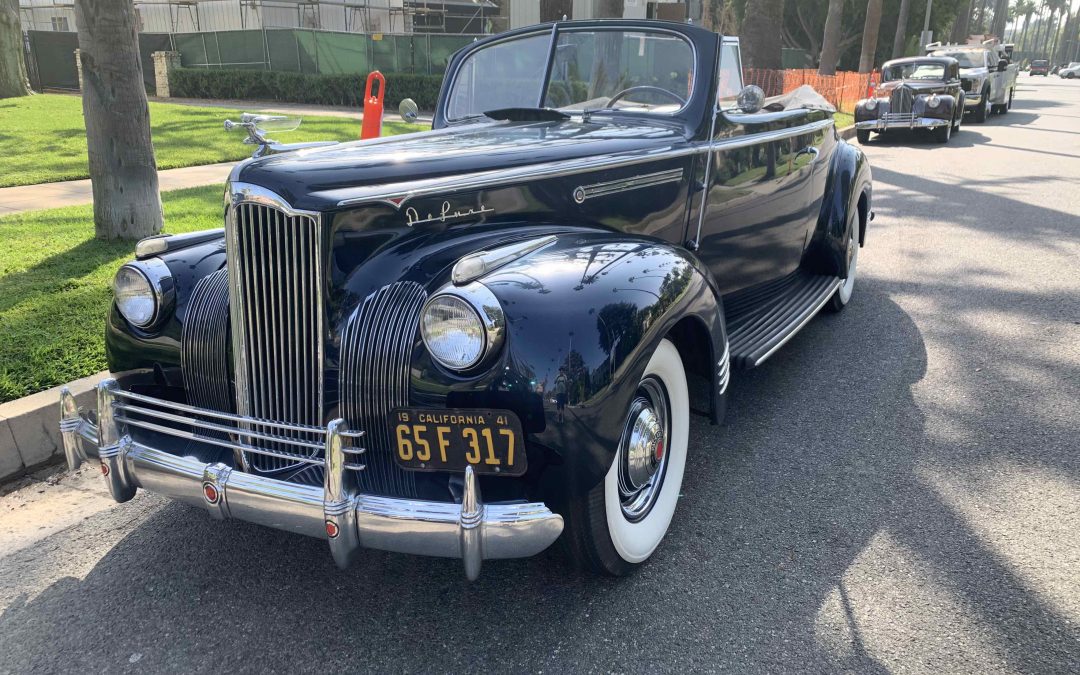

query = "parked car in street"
[
  {"left": 60, "top": 19, "right": 872, "bottom": 579},
  {"left": 1030, "top": 59, "right": 1050, "bottom": 76},
  {"left": 929, "top": 40, "right": 1018, "bottom": 120},
  {"left": 854, "top": 56, "right": 964, "bottom": 144},
  {"left": 1059, "top": 62, "right": 1080, "bottom": 79}
]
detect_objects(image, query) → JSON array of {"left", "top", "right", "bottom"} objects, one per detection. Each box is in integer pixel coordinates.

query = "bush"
[{"left": 170, "top": 69, "right": 445, "bottom": 110}]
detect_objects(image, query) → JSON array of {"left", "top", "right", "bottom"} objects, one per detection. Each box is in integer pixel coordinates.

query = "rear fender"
[{"left": 801, "top": 138, "right": 872, "bottom": 278}]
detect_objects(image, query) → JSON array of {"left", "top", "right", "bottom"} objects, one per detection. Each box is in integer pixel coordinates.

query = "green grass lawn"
[
  {"left": 0, "top": 186, "right": 222, "bottom": 402},
  {"left": 835, "top": 112, "right": 854, "bottom": 129},
  {"left": 0, "top": 94, "right": 413, "bottom": 188}
]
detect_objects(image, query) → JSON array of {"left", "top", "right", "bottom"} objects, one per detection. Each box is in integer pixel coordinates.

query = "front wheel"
[
  {"left": 856, "top": 129, "right": 871, "bottom": 144},
  {"left": 974, "top": 92, "right": 990, "bottom": 122},
  {"left": 562, "top": 339, "right": 690, "bottom": 575},
  {"left": 933, "top": 122, "right": 952, "bottom": 144}
]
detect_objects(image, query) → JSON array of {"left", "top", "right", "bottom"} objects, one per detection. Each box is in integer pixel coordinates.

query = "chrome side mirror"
[
  {"left": 736, "top": 85, "right": 766, "bottom": 114},
  {"left": 399, "top": 98, "right": 419, "bottom": 123}
]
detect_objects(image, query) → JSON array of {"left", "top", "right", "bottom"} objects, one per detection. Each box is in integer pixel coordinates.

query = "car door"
[{"left": 691, "top": 41, "right": 830, "bottom": 295}]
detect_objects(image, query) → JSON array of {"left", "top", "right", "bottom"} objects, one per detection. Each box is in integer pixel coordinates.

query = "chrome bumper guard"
[
  {"left": 60, "top": 379, "right": 563, "bottom": 580},
  {"left": 856, "top": 113, "right": 951, "bottom": 130}
]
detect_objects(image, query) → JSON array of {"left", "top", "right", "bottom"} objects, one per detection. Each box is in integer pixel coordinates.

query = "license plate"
[{"left": 390, "top": 408, "right": 526, "bottom": 476}]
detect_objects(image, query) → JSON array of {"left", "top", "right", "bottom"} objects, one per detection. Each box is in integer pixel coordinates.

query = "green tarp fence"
[{"left": 25, "top": 28, "right": 477, "bottom": 91}]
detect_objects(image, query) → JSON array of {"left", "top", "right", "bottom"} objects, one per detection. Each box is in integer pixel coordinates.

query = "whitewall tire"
[{"left": 563, "top": 338, "right": 690, "bottom": 575}]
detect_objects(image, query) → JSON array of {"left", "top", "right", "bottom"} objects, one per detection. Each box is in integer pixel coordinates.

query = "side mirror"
[
  {"left": 997, "top": 59, "right": 1008, "bottom": 72},
  {"left": 399, "top": 98, "right": 419, "bottom": 123},
  {"left": 736, "top": 85, "right": 765, "bottom": 114}
]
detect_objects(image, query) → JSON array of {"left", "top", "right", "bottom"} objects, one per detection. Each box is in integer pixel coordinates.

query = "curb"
[
  {"left": 0, "top": 371, "right": 108, "bottom": 484},
  {"left": 838, "top": 125, "right": 856, "bottom": 140}
]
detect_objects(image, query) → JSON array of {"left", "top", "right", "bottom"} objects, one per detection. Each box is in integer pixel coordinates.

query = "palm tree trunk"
[
  {"left": 991, "top": 0, "right": 1008, "bottom": 38},
  {"left": 818, "top": 0, "right": 845, "bottom": 74},
  {"left": 741, "top": 0, "right": 785, "bottom": 70},
  {"left": 952, "top": 1, "right": 973, "bottom": 43},
  {"left": 0, "top": 0, "right": 31, "bottom": 98},
  {"left": 892, "top": 0, "right": 913, "bottom": 58},
  {"left": 75, "top": 0, "right": 163, "bottom": 240},
  {"left": 858, "top": 0, "right": 884, "bottom": 73}
]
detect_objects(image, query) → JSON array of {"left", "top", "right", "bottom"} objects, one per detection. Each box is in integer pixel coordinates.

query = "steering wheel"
[{"left": 604, "top": 85, "right": 686, "bottom": 109}]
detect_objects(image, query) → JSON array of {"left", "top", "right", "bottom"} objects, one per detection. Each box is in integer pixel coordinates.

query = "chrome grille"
[
  {"left": 890, "top": 86, "right": 914, "bottom": 114},
  {"left": 341, "top": 281, "right": 428, "bottom": 497},
  {"left": 182, "top": 268, "right": 234, "bottom": 413},
  {"left": 226, "top": 201, "right": 324, "bottom": 481}
]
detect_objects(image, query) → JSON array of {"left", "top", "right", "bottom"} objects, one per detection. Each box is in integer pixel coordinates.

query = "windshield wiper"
[{"left": 482, "top": 107, "right": 571, "bottom": 122}]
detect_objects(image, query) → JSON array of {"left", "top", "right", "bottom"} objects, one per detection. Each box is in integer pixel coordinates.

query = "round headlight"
[
  {"left": 927, "top": 94, "right": 941, "bottom": 108},
  {"left": 112, "top": 260, "right": 173, "bottom": 328},
  {"left": 420, "top": 285, "right": 505, "bottom": 372},
  {"left": 865, "top": 98, "right": 879, "bottom": 110},
  {"left": 422, "top": 295, "right": 487, "bottom": 370}
]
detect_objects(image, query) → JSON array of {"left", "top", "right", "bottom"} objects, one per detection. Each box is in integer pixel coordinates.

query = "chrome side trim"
[
  {"left": 331, "top": 119, "right": 835, "bottom": 208},
  {"left": 60, "top": 383, "right": 565, "bottom": 580},
  {"left": 751, "top": 278, "right": 841, "bottom": 367},
  {"left": 452, "top": 235, "right": 557, "bottom": 285},
  {"left": 572, "top": 168, "right": 684, "bottom": 203},
  {"left": 717, "top": 339, "right": 731, "bottom": 396}
]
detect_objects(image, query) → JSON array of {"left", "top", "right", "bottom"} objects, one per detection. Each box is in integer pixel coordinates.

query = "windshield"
[
  {"left": 883, "top": 63, "right": 945, "bottom": 81},
  {"left": 935, "top": 51, "right": 985, "bottom": 68},
  {"left": 446, "top": 28, "right": 696, "bottom": 120}
]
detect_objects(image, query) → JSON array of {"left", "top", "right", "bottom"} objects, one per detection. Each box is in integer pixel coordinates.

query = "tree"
[
  {"left": 990, "top": 0, "right": 1009, "bottom": 38},
  {"left": 892, "top": 0, "right": 914, "bottom": 57},
  {"left": 743, "top": 0, "right": 786, "bottom": 69},
  {"left": 818, "top": 0, "right": 846, "bottom": 74},
  {"left": 952, "top": 0, "right": 974, "bottom": 42},
  {"left": 0, "top": 0, "right": 31, "bottom": 98},
  {"left": 1016, "top": 0, "right": 1037, "bottom": 50},
  {"left": 74, "top": 0, "right": 163, "bottom": 240},
  {"left": 858, "top": 0, "right": 885, "bottom": 72}
]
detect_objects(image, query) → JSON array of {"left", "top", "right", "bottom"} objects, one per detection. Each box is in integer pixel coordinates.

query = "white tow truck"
[{"left": 926, "top": 38, "right": 1018, "bottom": 122}]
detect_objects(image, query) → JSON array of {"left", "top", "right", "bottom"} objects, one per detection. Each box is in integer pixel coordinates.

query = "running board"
[{"left": 724, "top": 272, "right": 842, "bottom": 369}]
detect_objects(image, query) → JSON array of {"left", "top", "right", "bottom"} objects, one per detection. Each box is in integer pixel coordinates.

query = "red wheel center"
[{"left": 654, "top": 439, "right": 664, "bottom": 461}]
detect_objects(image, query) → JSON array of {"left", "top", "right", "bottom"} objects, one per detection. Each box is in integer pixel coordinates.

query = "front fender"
[{"left": 468, "top": 233, "right": 725, "bottom": 499}]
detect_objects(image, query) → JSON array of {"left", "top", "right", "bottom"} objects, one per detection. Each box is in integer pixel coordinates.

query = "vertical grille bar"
[
  {"left": 181, "top": 268, "right": 233, "bottom": 413},
  {"left": 341, "top": 282, "right": 428, "bottom": 497},
  {"left": 226, "top": 200, "right": 325, "bottom": 480}
]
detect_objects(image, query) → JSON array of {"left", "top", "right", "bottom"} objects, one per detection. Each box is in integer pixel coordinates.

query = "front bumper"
[
  {"left": 59, "top": 379, "right": 563, "bottom": 580},
  {"left": 855, "top": 113, "right": 951, "bottom": 131},
  {"left": 963, "top": 93, "right": 982, "bottom": 107}
]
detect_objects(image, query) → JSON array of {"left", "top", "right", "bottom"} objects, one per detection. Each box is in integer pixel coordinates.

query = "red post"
[{"left": 360, "top": 70, "right": 385, "bottom": 140}]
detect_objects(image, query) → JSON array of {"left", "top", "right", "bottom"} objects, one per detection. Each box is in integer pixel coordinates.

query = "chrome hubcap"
[{"left": 618, "top": 377, "right": 670, "bottom": 521}]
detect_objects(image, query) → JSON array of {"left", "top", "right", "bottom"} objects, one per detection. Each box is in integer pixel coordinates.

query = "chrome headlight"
[
  {"left": 864, "top": 98, "right": 879, "bottom": 110},
  {"left": 421, "top": 284, "right": 504, "bottom": 372},
  {"left": 927, "top": 94, "right": 941, "bottom": 108},
  {"left": 112, "top": 259, "right": 174, "bottom": 329}
]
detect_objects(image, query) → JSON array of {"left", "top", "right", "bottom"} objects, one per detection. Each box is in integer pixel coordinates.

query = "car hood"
[{"left": 233, "top": 118, "right": 689, "bottom": 211}]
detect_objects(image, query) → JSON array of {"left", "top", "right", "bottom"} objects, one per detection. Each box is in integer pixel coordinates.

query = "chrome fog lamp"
[
  {"left": 421, "top": 284, "right": 504, "bottom": 371},
  {"left": 113, "top": 259, "right": 173, "bottom": 328},
  {"left": 927, "top": 95, "right": 941, "bottom": 108},
  {"left": 864, "top": 98, "right": 879, "bottom": 110}
]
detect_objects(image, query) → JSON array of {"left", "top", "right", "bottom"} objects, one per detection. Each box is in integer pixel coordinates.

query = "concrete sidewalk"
[{"left": 0, "top": 162, "right": 235, "bottom": 216}]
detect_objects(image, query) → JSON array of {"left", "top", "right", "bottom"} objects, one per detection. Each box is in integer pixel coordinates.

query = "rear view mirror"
[
  {"left": 998, "top": 59, "right": 1008, "bottom": 72},
  {"left": 399, "top": 98, "right": 419, "bottom": 123}
]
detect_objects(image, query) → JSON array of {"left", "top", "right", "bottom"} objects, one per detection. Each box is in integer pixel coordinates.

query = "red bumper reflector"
[
  {"left": 325, "top": 520, "right": 339, "bottom": 538},
  {"left": 100, "top": 462, "right": 109, "bottom": 476},
  {"left": 202, "top": 483, "right": 220, "bottom": 504}
]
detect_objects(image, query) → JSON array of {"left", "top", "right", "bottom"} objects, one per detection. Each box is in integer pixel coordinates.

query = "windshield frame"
[{"left": 438, "top": 21, "right": 704, "bottom": 126}]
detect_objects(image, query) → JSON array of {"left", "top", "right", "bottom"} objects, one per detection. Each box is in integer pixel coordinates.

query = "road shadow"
[{"left": 1, "top": 281, "right": 1076, "bottom": 672}]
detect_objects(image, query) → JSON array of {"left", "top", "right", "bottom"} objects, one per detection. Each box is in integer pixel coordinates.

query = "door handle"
[{"left": 796, "top": 146, "right": 819, "bottom": 163}]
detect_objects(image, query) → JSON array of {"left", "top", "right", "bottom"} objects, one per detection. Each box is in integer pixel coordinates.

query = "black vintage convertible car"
[
  {"left": 855, "top": 56, "right": 965, "bottom": 144},
  {"left": 61, "top": 19, "right": 872, "bottom": 579}
]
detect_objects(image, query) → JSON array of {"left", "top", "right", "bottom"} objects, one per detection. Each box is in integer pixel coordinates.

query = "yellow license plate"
[{"left": 390, "top": 408, "right": 526, "bottom": 476}]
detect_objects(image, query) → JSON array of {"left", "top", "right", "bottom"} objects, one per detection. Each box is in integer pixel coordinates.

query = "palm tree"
[
  {"left": 892, "top": 0, "right": 913, "bottom": 58},
  {"left": 742, "top": 0, "right": 785, "bottom": 70},
  {"left": 1047, "top": 0, "right": 1068, "bottom": 61},
  {"left": 818, "top": 0, "right": 846, "bottom": 74},
  {"left": 1016, "top": 0, "right": 1037, "bottom": 50},
  {"left": 858, "top": 0, "right": 884, "bottom": 73}
]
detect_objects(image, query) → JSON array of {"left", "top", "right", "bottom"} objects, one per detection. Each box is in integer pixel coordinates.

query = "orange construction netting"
[{"left": 744, "top": 69, "right": 880, "bottom": 113}]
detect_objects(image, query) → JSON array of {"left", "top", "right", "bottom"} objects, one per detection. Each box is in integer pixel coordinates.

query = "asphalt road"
[{"left": 1, "top": 75, "right": 1078, "bottom": 674}]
